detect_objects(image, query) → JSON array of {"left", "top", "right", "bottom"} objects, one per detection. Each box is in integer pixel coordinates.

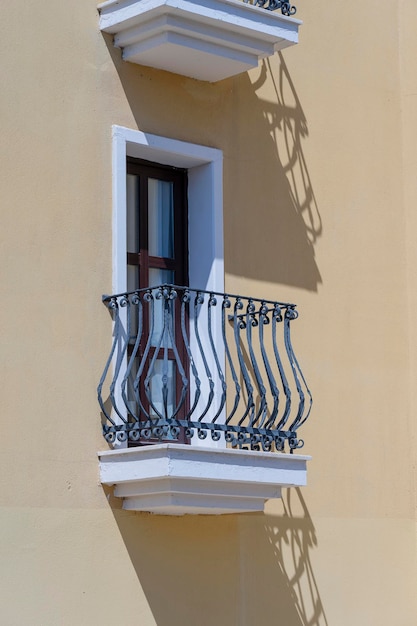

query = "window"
[
  {"left": 111, "top": 125, "right": 224, "bottom": 448},
  {"left": 99, "top": 126, "right": 310, "bottom": 514},
  {"left": 126, "top": 158, "right": 189, "bottom": 437},
  {"left": 126, "top": 158, "right": 188, "bottom": 292}
]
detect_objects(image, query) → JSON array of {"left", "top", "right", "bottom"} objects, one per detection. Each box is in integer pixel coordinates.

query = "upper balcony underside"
[{"left": 98, "top": 0, "right": 301, "bottom": 81}]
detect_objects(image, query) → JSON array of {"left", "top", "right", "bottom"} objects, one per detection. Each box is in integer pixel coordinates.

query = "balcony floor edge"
[{"left": 98, "top": 443, "right": 310, "bottom": 515}]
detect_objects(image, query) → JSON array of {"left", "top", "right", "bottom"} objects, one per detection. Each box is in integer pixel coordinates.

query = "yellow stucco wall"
[{"left": 1, "top": 0, "right": 416, "bottom": 624}]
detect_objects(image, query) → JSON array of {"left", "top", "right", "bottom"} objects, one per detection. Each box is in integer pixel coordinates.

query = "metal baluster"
[
  {"left": 259, "top": 304, "right": 280, "bottom": 430},
  {"left": 233, "top": 298, "right": 255, "bottom": 429},
  {"left": 144, "top": 287, "right": 168, "bottom": 423},
  {"left": 121, "top": 293, "right": 143, "bottom": 424},
  {"left": 193, "top": 292, "right": 215, "bottom": 438},
  {"left": 133, "top": 289, "right": 154, "bottom": 425},
  {"left": 222, "top": 295, "right": 241, "bottom": 427},
  {"left": 285, "top": 308, "right": 312, "bottom": 432},
  {"left": 207, "top": 295, "right": 227, "bottom": 433},
  {"left": 97, "top": 297, "right": 120, "bottom": 431},
  {"left": 109, "top": 296, "right": 130, "bottom": 432},
  {"left": 162, "top": 287, "right": 188, "bottom": 424},
  {"left": 245, "top": 300, "right": 268, "bottom": 429},
  {"left": 180, "top": 289, "right": 201, "bottom": 427},
  {"left": 271, "top": 304, "right": 292, "bottom": 431}
]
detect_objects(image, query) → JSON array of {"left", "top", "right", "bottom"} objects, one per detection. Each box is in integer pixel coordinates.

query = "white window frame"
[
  {"left": 111, "top": 125, "right": 224, "bottom": 448},
  {"left": 112, "top": 125, "right": 223, "bottom": 296}
]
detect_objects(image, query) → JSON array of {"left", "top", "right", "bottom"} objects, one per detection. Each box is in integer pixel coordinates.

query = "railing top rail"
[{"left": 102, "top": 283, "right": 297, "bottom": 309}]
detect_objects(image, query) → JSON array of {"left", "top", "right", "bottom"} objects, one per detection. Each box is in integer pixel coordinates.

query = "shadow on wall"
[
  {"left": 103, "top": 38, "right": 322, "bottom": 292},
  {"left": 238, "top": 488, "right": 328, "bottom": 626},
  {"left": 108, "top": 487, "right": 327, "bottom": 626},
  {"left": 223, "top": 55, "right": 322, "bottom": 292},
  {"left": 100, "top": 38, "right": 324, "bottom": 622}
]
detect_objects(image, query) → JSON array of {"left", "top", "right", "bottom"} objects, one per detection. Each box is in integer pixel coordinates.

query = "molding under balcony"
[
  {"left": 98, "top": 0, "right": 301, "bottom": 82},
  {"left": 98, "top": 444, "right": 310, "bottom": 515}
]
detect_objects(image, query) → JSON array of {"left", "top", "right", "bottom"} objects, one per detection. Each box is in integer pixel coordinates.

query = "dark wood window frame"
[
  {"left": 126, "top": 157, "right": 189, "bottom": 442},
  {"left": 126, "top": 156, "right": 189, "bottom": 289}
]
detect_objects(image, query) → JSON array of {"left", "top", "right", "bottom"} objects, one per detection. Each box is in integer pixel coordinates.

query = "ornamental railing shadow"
[
  {"left": 98, "top": 284, "right": 312, "bottom": 453},
  {"left": 261, "top": 488, "right": 329, "bottom": 626},
  {"left": 233, "top": 488, "right": 328, "bottom": 625},
  {"left": 107, "top": 486, "right": 327, "bottom": 626}
]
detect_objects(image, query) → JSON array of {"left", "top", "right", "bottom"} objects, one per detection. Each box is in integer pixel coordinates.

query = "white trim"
[
  {"left": 98, "top": 443, "right": 310, "bottom": 514},
  {"left": 102, "top": 127, "right": 310, "bottom": 512},
  {"left": 111, "top": 125, "right": 225, "bottom": 448},
  {"left": 112, "top": 125, "right": 224, "bottom": 296}
]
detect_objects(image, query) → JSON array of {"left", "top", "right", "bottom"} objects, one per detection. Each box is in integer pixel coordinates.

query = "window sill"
[
  {"left": 98, "top": 443, "right": 310, "bottom": 515},
  {"left": 98, "top": 0, "right": 301, "bottom": 82}
]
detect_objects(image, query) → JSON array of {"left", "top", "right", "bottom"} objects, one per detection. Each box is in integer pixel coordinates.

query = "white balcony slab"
[
  {"left": 98, "top": 443, "right": 310, "bottom": 514},
  {"left": 98, "top": 0, "right": 301, "bottom": 81}
]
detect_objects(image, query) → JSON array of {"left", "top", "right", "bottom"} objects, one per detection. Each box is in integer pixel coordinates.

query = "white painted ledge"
[
  {"left": 98, "top": 443, "right": 310, "bottom": 515},
  {"left": 98, "top": 0, "right": 301, "bottom": 82}
]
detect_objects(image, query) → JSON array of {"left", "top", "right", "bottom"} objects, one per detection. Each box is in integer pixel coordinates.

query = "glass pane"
[
  {"left": 127, "top": 264, "right": 139, "bottom": 292},
  {"left": 127, "top": 265, "right": 139, "bottom": 338},
  {"left": 148, "top": 178, "right": 174, "bottom": 258},
  {"left": 126, "top": 174, "right": 140, "bottom": 253},
  {"left": 149, "top": 269, "right": 175, "bottom": 348},
  {"left": 149, "top": 268, "right": 174, "bottom": 288},
  {"left": 149, "top": 360, "right": 176, "bottom": 420}
]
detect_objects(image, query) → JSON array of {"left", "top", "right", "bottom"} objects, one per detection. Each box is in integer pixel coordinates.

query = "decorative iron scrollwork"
[
  {"left": 245, "top": 0, "right": 297, "bottom": 15},
  {"left": 98, "top": 284, "right": 312, "bottom": 454}
]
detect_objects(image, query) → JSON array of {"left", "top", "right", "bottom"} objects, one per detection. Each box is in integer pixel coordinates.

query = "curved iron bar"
[
  {"left": 144, "top": 286, "right": 187, "bottom": 423},
  {"left": 144, "top": 291, "right": 170, "bottom": 422},
  {"left": 207, "top": 294, "right": 227, "bottom": 425},
  {"left": 271, "top": 304, "right": 292, "bottom": 431},
  {"left": 121, "top": 293, "right": 143, "bottom": 423},
  {"left": 180, "top": 290, "right": 202, "bottom": 421},
  {"left": 285, "top": 309, "right": 313, "bottom": 433},
  {"left": 193, "top": 292, "right": 215, "bottom": 432},
  {"left": 133, "top": 289, "right": 155, "bottom": 422},
  {"left": 258, "top": 303, "right": 280, "bottom": 430},
  {"left": 160, "top": 289, "right": 189, "bottom": 421},
  {"left": 99, "top": 284, "right": 312, "bottom": 452},
  {"left": 222, "top": 295, "right": 241, "bottom": 425},
  {"left": 283, "top": 310, "right": 304, "bottom": 430},
  {"left": 233, "top": 298, "right": 255, "bottom": 428},
  {"left": 97, "top": 297, "right": 119, "bottom": 427},
  {"left": 245, "top": 300, "right": 268, "bottom": 430},
  {"left": 108, "top": 297, "right": 130, "bottom": 427}
]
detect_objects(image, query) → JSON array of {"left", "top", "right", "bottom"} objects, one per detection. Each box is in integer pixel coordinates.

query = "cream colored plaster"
[
  {"left": 240, "top": 501, "right": 417, "bottom": 625},
  {"left": 0, "top": 506, "right": 239, "bottom": 626},
  {"left": 400, "top": 0, "right": 417, "bottom": 525},
  {"left": 1, "top": 506, "right": 416, "bottom": 626},
  {"left": 1, "top": 0, "right": 417, "bottom": 623}
]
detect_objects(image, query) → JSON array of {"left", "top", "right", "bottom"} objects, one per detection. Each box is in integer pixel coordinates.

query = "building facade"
[{"left": 1, "top": 0, "right": 417, "bottom": 623}]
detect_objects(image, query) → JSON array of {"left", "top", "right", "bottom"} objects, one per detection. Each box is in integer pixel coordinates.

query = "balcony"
[
  {"left": 98, "top": 285, "right": 312, "bottom": 514},
  {"left": 98, "top": 0, "right": 301, "bottom": 82}
]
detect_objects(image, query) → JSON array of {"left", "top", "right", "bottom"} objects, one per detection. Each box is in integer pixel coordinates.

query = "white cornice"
[
  {"left": 99, "top": 444, "right": 310, "bottom": 514},
  {"left": 98, "top": 0, "right": 301, "bottom": 82}
]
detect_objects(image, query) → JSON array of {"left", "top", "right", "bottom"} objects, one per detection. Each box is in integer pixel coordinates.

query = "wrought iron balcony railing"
[
  {"left": 245, "top": 0, "right": 297, "bottom": 16},
  {"left": 98, "top": 285, "right": 312, "bottom": 453}
]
